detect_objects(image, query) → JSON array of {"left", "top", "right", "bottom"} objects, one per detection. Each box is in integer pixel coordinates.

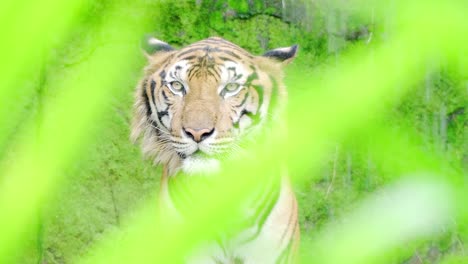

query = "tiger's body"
[{"left": 131, "top": 37, "right": 298, "bottom": 263}]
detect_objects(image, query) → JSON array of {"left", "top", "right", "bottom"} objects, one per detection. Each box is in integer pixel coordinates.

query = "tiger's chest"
[{"left": 160, "top": 174, "right": 298, "bottom": 264}]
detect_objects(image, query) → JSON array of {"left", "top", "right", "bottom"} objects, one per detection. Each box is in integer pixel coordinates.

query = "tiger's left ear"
[
  {"left": 141, "top": 34, "right": 175, "bottom": 58},
  {"left": 262, "top": 45, "right": 298, "bottom": 64}
]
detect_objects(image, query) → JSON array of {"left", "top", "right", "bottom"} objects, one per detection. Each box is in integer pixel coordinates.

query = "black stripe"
[
  {"left": 188, "top": 66, "right": 199, "bottom": 80},
  {"left": 150, "top": 120, "right": 161, "bottom": 137},
  {"left": 177, "top": 47, "right": 203, "bottom": 58},
  {"left": 219, "top": 49, "right": 241, "bottom": 59},
  {"left": 157, "top": 110, "right": 169, "bottom": 129},
  {"left": 180, "top": 55, "right": 196, "bottom": 61},
  {"left": 219, "top": 86, "right": 228, "bottom": 97},
  {"left": 177, "top": 46, "right": 219, "bottom": 57},
  {"left": 150, "top": 79, "right": 159, "bottom": 118},
  {"left": 157, "top": 110, "right": 168, "bottom": 118},
  {"left": 234, "top": 74, "right": 243, "bottom": 81},
  {"left": 211, "top": 67, "right": 221, "bottom": 79},
  {"left": 150, "top": 79, "right": 157, "bottom": 101},
  {"left": 219, "top": 56, "right": 233, "bottom": 61},
  {"left": 159, "top": 70, "right": 167, "bottom": 89},
  {"left": 178, "top": 45, "right": 244, "bottom": 60},
  {"left": 169, "top": 71, "right": 176, "bottom": 79},
  {"left": 206, "top": 68, "right": 217, "bottom": 78},
  {"left": 234, "top": 91, "right": 249, "bottom": 108},
  {"left": 190, "top": 67, "right": 217, "bottom": 79},
  {"left": 202, "top": 38, "right": 253, "bottom": 57},
  {"left": 161, "top": 90, "right": 169, "bottom": 101},
  {"left": 234, "top": 109, "right": 261, "bottom": 127},
  {"left": 202, "top": 38, "right": 239, "bottom": 47},
  {"left": 142, "top": 79, "right": 151, "bottom": 117},
  {"left": 160, "top": 70, "right": 166, "bottom": 79}
]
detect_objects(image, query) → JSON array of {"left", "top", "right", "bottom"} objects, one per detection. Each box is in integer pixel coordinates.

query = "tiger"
[{"left": 131, "top": 36, "right": 299, "bottom": 264}]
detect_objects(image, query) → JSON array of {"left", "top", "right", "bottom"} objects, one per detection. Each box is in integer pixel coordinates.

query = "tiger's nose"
[{"left": 183, "top": 127, "right": 215, "bottom": 143}]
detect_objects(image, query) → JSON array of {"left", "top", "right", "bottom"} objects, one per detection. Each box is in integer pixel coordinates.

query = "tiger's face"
[{"left": 132, "top": 37, "right": 297, "bottom": 175}]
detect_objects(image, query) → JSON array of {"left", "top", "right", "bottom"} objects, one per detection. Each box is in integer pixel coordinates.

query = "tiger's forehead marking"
[
  {"left": 175, "top": 37, "right": 254, "bottom": 61},
  {"left": 186, "top": 52, "right": 220, "bottom": 79},
  {"left": 196, "top": 53, "right": 216, "bottom": 68},
  {"left": 165, "top": 58, "right": 249, "bottom": 87},
  {"left": 164, "top": 51, "right": 251, "bottom": 86},
  {"left": 165, "top": 38, "right": 256, "bottom": 82}
]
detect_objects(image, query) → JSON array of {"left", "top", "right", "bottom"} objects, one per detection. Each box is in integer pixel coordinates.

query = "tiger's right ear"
[
  {"left": 141, "top": 35, "right": 174, "bottom": 58},
  {"left": 262, "top": 45, "right": 298, "bottom": 64}
]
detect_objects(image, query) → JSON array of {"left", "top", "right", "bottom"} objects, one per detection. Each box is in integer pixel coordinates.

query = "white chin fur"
[{"left": 181, "top": 156, "right": 220, "bottom": 175}]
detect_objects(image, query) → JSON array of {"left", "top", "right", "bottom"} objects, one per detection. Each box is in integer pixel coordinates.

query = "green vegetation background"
[{"left": 16, "top": 0, "right": 466, "bottom": 263}]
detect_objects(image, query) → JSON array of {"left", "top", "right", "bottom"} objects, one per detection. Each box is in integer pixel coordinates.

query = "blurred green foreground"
[{"left": 0, "top": 0, "right": 466, "bottom": 263}]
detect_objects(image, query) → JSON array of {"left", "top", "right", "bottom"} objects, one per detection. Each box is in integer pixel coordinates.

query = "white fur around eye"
[
  {"left": 169, "top": 81, "right": 185, "bottom": 94},
  {"left": 218, "top": 61, "right": 247, "bottom": 95},
  {"left": 166, "top": 60, "right": 190, "bottom": 95}
]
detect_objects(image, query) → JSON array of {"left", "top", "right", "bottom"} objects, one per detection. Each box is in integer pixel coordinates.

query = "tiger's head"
[{"left": 131, "top": 37, "right": 297, "bottom": 175}]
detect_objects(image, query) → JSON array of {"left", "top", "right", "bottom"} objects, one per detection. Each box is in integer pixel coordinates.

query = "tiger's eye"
[
  {"left": 170, "top": 81, "right": 184, "bottom": 92},
  {"left": 225, "top": 83, "right": 239, "bottom": 91}
]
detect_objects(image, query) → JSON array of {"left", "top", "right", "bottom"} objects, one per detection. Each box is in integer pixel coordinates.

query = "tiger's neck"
[{"left": 160, "top": 163, "right": 284, "bottom": 217}]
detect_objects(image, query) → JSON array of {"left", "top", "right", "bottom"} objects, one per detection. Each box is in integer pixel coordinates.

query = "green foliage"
[
  {"left": 152, "top": 0, "right": 326, "bottom": 55},
  {"left": 0, "top": 0, "right": 466, "bottom": 263}
]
